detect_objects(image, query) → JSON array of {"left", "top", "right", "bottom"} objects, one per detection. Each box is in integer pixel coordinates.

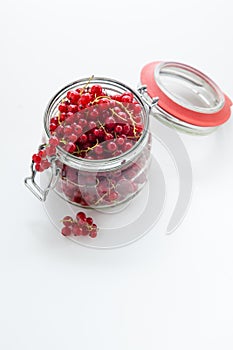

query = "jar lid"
[{"left": 140, "top": 61, "right": 232, "bottom": 130}]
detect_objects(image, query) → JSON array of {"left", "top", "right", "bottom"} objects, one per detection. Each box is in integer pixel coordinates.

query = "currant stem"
[
  {"left": 115, "top": 100, "right": 138, "bottom": 137},
  {"left": 98, "top": 121, "right": 108, "bottom": 135},
  {"left": 61, "top": 176, "right": 99, "bottom": 188},
  {"left": 94, "top": 193, "right": 108, "bottom": 206},
  {"left": 90, "top": 95, "right": 112, "bottom": 105},
  {"left": 61, "top": 218, "right": 74, "bottom": 223},
  {"left": 110, "top": 108, "right": 128, "bottom": 122},
  {"left": 80, "top": 75, "right": 94, "bottom": 95}
]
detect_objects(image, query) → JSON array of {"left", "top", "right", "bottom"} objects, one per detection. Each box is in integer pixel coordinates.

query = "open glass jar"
[{"left": 25, "top": 77, "right": 152, "bottom": 208}]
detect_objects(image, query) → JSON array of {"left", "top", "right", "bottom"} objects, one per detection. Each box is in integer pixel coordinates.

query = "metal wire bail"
[
  {"left": 24, "top": 154, "right": 60, "bottom": 202},
  {"left": 137, "top": 85, "right": 159, "bottom": 112}
]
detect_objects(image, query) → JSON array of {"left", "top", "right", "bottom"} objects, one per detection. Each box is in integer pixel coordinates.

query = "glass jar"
[{"left": 25, "top": 77, "right": 152, "bottom": 208}]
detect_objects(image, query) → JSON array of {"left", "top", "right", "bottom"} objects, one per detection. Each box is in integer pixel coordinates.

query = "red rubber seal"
[{"left": 140, "top": 61, "right": 232, "bottom": 127}]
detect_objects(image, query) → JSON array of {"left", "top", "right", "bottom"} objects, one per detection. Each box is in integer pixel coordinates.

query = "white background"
[{"left": 1, "top": 0, "right": 233, "bottom": 349}]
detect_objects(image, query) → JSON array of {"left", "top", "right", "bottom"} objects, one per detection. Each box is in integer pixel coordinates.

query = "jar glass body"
[{"left": 43, "top": 78, "right": 151, "bottom": 208}]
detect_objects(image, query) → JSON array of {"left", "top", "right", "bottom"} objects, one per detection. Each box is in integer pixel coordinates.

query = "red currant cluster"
[
  {"left": 57, "top": 156, "right": 149, "bottom": 207},
  {"left": 32, "top": 82, "right": 144, "bottom": 170},
  {"left": 32, "top": 137, "right": 58, "bottom": 171},
  {"left": 61, "top": 212, "right": 98, "bottom": 238},
  {"left": 48, "top": 83, "right": 143, "bottom": 160},
  {"left": 31, "top": 79, "right": 151, "bottom": 210}
]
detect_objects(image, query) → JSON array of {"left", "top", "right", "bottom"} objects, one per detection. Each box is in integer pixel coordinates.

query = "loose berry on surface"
[{"left": 61, "top": 212, "right": 98, "bottom": 238}]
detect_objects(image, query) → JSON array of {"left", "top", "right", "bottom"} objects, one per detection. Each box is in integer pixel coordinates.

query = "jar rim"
[{"left": 43, "top": 77, "right": 149, "bottom": 170}]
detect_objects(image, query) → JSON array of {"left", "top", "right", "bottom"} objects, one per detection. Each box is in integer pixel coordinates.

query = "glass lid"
[
  {"left": 154, "top": 61, "right": 224, "bottom": 114},
  {"left": 140, "top": 61, "right": 232, "bottom": 129}
]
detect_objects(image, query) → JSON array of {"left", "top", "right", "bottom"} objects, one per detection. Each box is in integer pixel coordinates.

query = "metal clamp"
[
  {"left": 24, "top": 156, "right": 60, "bottom": 202},
  {"left": 137, "top": 85, "right": 159, "bottom": 112}
]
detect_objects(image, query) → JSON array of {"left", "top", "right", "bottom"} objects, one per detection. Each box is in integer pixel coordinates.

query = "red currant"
[
  {"left": 89, "top": 230, "right": 97, "bottom": 238},
  {"left": 58, "top": 103, "right": 68, "bottom": 113},
  {"left": 64, "top": 142, "right": 76, "bottom": 153},
  {"left": 64, "top": 125, "right": 73, "bottom": 135},
  {"left": 123, "top": 142, "right": 133, "bottom": 152},
  {"left": 79, "top": 119, "right": 88, "bottom": 128},
  {"left": 89, "top": 121, "right": 97, "bottom": 130},
  {"left": 49, "top": 136, "right": 59, "bottom": 147},
  {"left": 72, "top": 224, "right": 83, "bottom": 236},
  {"left": 61, "top": 227, "right": 71, "bottom": 236},
  {"left": 79, "top": 134, "right": 88, "bottom": 144},
  {"left": 94, "top": 145, "right": 103, "bottom": 155},
  {"left": 107, "top": 141, "right": 117, "bottom": 152},
  {"left": 98, "top": 98, "right": 110, "bottom": 110},
  {"left": 68, "top": 134, "right": 78, "bottom": 143},
  {"left": 90, "top": 85, "right": 102, "bottom": 96},
  {"left": 41, "top": 159, "right": 51, "bottom": 170},
  {"left": 46, "top": 146, "right": 56, "bottom": 157},
  {"left": 90, "top": 109, "right": 99, "bottom": 118},
  {"left": 67, "top": 90, "right": 80, "bottom": 104},
  {"left": 105, "top": 116, "right": 115, "bottom": 130},
  {"left": 32, "top": 154, "right": 41, "bottom": 163},
  {"left": 116, "top": 137, "right": 125, "bottom": 146},
  {"left": 73, "top": 124, "right": 83, "bottom": 136},
  {"left": 79, "top": 93, "right": 92, "bottom": 106},
  {"left": 50, "top": 123, "right": 57, "bottom": 132},
  {"left": 115, "top": 125, "right": 123, "bottom": 134},
  {"left": 123, "top": 123, "right": 131, "bottom": 134},
  {"left": 35, "top": 163, "right": 42, "bottom": 172},
  {"left": 86, "top": 217, "right": 93, "bottom": 225},
  {"left": 121, "top": 94, "right": 133, "bottom": 103},
  {"left": 104, "top": 133, "right": 114, "bottom": 141},
  {"left": 76, "top": 211, "right": 86, "bottom": 222},
  {"left": 68, "top": 104, "right": 79, "bottom": 113},
  {"left": 62, "top": 216, "right": 73, "bottom": 227}
]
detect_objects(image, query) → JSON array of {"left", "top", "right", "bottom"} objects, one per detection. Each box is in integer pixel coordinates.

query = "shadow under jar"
[{"left": 28, "top": 77, "right": 152, "bottom": 208}]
